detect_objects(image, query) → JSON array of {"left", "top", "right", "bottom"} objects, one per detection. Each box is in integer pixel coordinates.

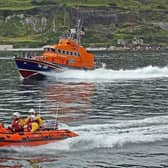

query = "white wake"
[
  {"left": 4, "top": 115, "right": 168, "bottom": 153},
  {"left": 44, "top": 65, "right": 168, "bottom": 82}
]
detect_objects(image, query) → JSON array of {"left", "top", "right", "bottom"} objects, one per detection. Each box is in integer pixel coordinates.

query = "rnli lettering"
[
  {"left": 43, "top": 65, "right": 48, "bottom": 69},
  {"left": 38, "top": 64, "right": 48, "bottom": 69}
]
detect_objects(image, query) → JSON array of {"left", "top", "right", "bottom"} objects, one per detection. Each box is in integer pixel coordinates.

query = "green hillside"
[
  {"left": 0, "top": 0, "right": 168, "bottom": 47},
  {"left": 1, "top": 0, "right": 168, "bottom": 9}
]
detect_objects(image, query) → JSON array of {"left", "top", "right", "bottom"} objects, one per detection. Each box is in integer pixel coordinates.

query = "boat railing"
[{"left": 59, "top": 20, "right": 84, "bottom": 44}]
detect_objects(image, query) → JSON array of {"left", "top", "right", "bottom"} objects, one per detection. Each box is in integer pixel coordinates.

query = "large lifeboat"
[
  {"left": 0, "top": 123, "right": 78, "bottom": 147},
  {"left": 15, "top": 21, "right": 95, "bottom": 79}
]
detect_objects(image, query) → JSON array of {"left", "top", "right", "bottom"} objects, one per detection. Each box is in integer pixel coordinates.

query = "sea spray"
[{"left": 43, "top": 65, "right": 168, "bottom": 82}]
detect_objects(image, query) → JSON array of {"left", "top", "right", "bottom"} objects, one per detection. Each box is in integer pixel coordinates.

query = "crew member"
[
  {"left": 24, "top": 108, "right": 44, "bottom": 131},
  {"left": 26, "top": 115, "right": 40, "bottom": 132},
  {"left": 10, "top": 112, "right": 24, "bottom": 132}
]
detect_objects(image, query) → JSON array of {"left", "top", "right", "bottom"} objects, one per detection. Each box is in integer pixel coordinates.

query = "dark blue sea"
[{"left": 0, "top": 50, "right": 168, "bottom": 167}]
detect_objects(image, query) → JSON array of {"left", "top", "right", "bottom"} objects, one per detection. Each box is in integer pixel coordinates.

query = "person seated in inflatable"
[
  {"left": 26, "top": 115, "right": 40, "bottom": 132},
  {"left": 24, "top": 108, "right": 44, "bottom": 132},
  {"left": 9, "top": 112, "right": 24, "bottom": 133}
]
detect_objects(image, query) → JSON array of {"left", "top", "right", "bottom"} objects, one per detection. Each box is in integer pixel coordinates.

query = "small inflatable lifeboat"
[{"left": 0, "top": 123, "right": 78, "bottom": 147}]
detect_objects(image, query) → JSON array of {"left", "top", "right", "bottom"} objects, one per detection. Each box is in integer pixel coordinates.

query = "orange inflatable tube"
[{"left": 0, "top": 123, "right": 78, "bottom": 147}]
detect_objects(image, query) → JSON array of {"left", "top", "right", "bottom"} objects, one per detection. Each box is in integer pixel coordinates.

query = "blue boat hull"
[{"left": 15, "top": 57, "right": 64, "bottom": 79}]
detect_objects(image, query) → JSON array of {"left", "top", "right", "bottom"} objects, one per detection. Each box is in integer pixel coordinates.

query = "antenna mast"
[{"left": 76, "top": 19, "right": 81, "bottom": 44}]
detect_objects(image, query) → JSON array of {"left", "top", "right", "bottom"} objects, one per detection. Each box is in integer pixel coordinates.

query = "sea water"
[{"left": 0, "top": 50, "right": 168, "bottom": 167}]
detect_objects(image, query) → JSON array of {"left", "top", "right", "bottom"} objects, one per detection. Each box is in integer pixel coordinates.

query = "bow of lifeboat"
[
  {"left": 0, "top": 123, "right": 78, "bottom": 147},
  {"left": 15, "top": 57, "right": 64, "bottom": 80}
]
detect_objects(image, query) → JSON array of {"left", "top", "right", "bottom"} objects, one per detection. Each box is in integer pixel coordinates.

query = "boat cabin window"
[
  {"left": 77, "top": 52, "right": 80, "bottom": 57},
  {"left": 56, "top": 49, "right": 80, "bottom": 57},
  {"left": 58, "top": 49, "right": 61, "bottom": 54},
  {"left": 44, "top": 48, "right": 50, "bottom": 52},
  {"left": 51, "top": 48, "right": 55, "bottom": 52}
]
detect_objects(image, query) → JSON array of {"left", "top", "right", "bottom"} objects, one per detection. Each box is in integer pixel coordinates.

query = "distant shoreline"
[
  {"left": 0, "top": 46, "right": 128, "bottom": 52},
  {"left": 0, "top": 46, "right": 167, "bottom": 52}
]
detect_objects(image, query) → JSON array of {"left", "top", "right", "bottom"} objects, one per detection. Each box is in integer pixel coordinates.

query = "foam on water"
[
  {"left": 43, "top": 65, "right": 168, "bottom": 82},
  {"left": 68, "top": 115, "right": 168, "bottom": 150}
]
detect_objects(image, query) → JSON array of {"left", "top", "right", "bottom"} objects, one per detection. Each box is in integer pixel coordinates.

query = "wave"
[
  {"left": 44, "top": 65, "right": 168, "bottom": 82},
  {"left": 67, "top": 115, "right": 168, "bottom": 151}
]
